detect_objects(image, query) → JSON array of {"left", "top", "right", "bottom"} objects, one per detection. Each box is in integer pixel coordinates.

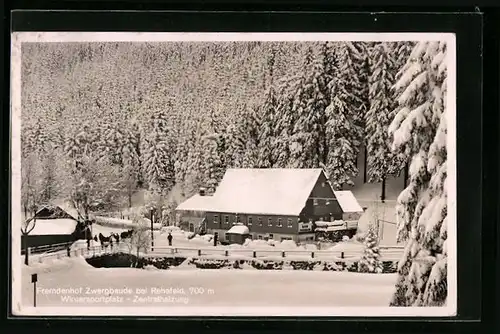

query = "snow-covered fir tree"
[
  {"left": 359, "top": 223, "right": 383, "bottom": 273},
  {"left": 388, "top": 41, "right": 448, "bottom": 306},
  {"left": 121, "top": 124, "right": 141, "bottom": 207},
  {"left": 272, "top": 73, "right": 302, "bottom": 168},
  {"left": 257, "top": 85, "right": 278, "bottom": 168},
  {"left": 64, "top": 123, "right": 97, "bottom": 173},
  {"left": 289, "top": 46, "right": 329, "bottom": 168},
  {"left": 227, "top": 104, "right": 261, "bottom": 168},
  {"left": 365, "top": 42, "right": 404, "bottom": 200},
  {"left": 225, "top": 105, "right": 248, "bottom": 168},
  {"left": 240, "top": 105, "right": 261, "bottom": 168},
  {"left": 202, "top": 136, "right": 224, "bottom": 195},
  {"left": 324, "top": 90, "right": 359, "bottom": 190},
  {"left": 141, "top": 107, "right": 175, "bottom": 195},
  {"left": 353, "top": 42, "right": 372, "bottom": 134},
  {"left": 335, "top": 42, "right": 366, "bottom": 151}
]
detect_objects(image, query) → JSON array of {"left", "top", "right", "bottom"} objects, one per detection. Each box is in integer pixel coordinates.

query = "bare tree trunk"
[
  {"left": 403, "top": 163, "right": 409, "bottom": 188},
  {"left": 23, "top": 234, "right": 29, "bottom": 265},
  {"left": 363, "top": 146, "right": 368, "bottom": 183},
  {"left": 381, "top": 178, "right": 386, "bottom": 203}
]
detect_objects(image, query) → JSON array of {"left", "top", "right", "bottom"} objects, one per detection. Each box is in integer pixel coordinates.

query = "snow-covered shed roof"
[
  {"left": 227, "top": 224, "right": 250, "bottom": 235},
  {"left": 176, "top": 194, "right": 217, "bottom": 212},
  {"left": 178, "top": 168, "right": 324, "bottom": 216},
  {"left": 333, "top": 191, "right": 364, "bottom": 213},
  {"left": 29, "top": 218, "right": 78, "bottom": 236},
  {"left": 34, "top": 205, "right": 78, "bottom": 220}
]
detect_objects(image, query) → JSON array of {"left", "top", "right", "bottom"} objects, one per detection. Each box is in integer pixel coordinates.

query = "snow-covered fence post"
[
  {"left": 311, "top": 252, "right": 315, "bottom": 259},
  {"left": 225, "top": 250, "right": 229, "bottom": 257},
  {"left": 253, "top": 251, "right": 256, "bottom": 258},
  {"left": 282, "top": 251, "right": 285, "bottom": 258},
  {"left": 341, "top": 252, "right": 346, "bottom": 270},
  {"left": 198, "top": 249, "right": 201, "bottom": 256}
]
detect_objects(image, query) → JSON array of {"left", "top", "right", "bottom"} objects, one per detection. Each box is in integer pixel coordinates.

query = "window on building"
[
  {"left": 313, "top": 198, "right": 319, "bottom": 206},
  {"left": 225, "top": 234, "right": 229, "bottom": 241},
  {"left": 214, "top": 215, "right": 219, "bottom": 224},
  {"left": 268, "top": 218, "right": 272, "bottom": 227},
  {"left": 248, "top": 217, "right": 253, "bottom": 226},
  {"left": 287, "top": 219, "right": 293, "bottom": 228},
  {"left": 330, "top": 215, "right": 335, "bottom": 222},
  {"left": 237, "top": 215, "right": 241, "bottom": 223},
  {"left": 321, "top": 182, "right": 326, "bottom": 187},
  {"left": 258, "top": 235, "right": 263, "bottom": 240},
  {"left": 258, "top": 217, "right": 263, "bottom": 226},
  {"left": 277, "top": 218, "right": 283, "bottom": 227},
  {"left": 269, "top": 234, "right": 274, "bottom": 239},
  {"left": 224, "top": 215, "right": 229, "bottom": 224}
]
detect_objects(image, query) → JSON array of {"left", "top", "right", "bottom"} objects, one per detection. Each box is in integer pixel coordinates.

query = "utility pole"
[
  {"left": 31, "top": 273, "right": 38, "bottom": 307},
  {"left": 150, "top": 208, "right": 154, "bottom": 252}
]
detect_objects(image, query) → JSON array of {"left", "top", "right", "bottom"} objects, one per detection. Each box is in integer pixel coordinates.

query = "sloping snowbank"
[
  {"left": 20, "top": 264, "right": 399, "bottom": 310},
  {"left": 328, "top": 240, "right": 364, "bottom": 252},
  {"left": 94, "top": 216, "right": 161, "bottom": 230},
  {"left": 22, "top": 255, "right": 94, "bottom": 275}
]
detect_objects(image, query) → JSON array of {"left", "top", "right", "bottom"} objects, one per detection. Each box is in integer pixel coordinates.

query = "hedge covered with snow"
[{"left": 85, "top": 253, "right": 398, "bottom": 273}]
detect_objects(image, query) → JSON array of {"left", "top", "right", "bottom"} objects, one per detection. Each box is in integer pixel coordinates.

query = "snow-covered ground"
[
  {"left": 20, "top": 256, "right": 397, "bottom": 309},
  {"left": 90, "top": 224, "right": 129, "bottom": 236},
  {"left": 94, "top": 216, "right": 162, "bottom": 230}
]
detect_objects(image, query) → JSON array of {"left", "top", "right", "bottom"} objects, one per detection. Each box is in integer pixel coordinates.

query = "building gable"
[
  {"left": 34, "top": 205, "right": 78, "bottom": 221},
  {"left": 299, "top": 171, "right": 343, "bottom": 221}
]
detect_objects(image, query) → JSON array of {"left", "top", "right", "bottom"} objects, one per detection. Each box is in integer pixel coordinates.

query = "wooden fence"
[{"left": 27, "top": 242, "right": 404, "bottom": 265}]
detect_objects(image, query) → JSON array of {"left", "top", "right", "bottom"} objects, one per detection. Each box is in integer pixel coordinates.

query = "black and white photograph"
[{"left": 11, "top": 32, "right": 456, "bottom": 317}]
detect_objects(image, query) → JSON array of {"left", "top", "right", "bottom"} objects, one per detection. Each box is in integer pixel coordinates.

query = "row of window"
[
  {"left": 312, "top": 198, "right": 331, "bottom": 206},
  {"left": 213, "top": 215, "right": 294, "bottom": 228}
]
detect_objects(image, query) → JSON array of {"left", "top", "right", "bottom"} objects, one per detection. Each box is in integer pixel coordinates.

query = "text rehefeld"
[{"left": 148, "top": 287, "right": 186, "bottom": 295}]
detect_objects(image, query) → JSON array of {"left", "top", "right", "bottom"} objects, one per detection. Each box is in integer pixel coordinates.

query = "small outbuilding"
[
  {"left": 225, "top": 224, "right": 251, "bottom": 245},
  {"left": 21, "top": 205, "right": 86, "bottom": 249}
]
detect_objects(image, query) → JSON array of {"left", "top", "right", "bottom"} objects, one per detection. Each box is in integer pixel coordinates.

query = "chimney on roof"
[{"left": 199, "top": 187, "right": 206, "bottom": 196}]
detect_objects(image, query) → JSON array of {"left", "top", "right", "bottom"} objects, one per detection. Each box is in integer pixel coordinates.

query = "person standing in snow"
[{"left": 168, "top": 232, "right": 173, "bottom": 246}]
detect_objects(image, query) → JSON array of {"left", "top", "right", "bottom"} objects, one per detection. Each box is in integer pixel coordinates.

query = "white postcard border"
[{"left": 10, "top": 31, "right": 457, "bottom": 317}]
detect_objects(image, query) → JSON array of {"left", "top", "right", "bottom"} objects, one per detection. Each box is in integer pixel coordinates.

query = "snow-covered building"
[
  {"left": 176, "top": 168, "right": 364, "bottom": 243},
  {"left": 225, "top": 224, "right": 251, "bottom": 244},
  {"left": 349, "top": 144, "right": 407, "bottom": 204},
  {"left": 21, "top": 205, "right": 87, "bottom": 249}
]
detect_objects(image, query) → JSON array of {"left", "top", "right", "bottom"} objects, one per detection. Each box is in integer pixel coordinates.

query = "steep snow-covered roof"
[
  {"left": 34, "top": 205, "right": 78, "bottom": 220},
  {"left": 333, "top": 191, "right": 364, "bottom": 213},
  {"left": 176, "top": 194, "right": 217, "bottom": 212},
  {"left": 29, "top": 218, "right": 78, "bottom": 236},
  {"left": 201, "top": 168, "right": 324, "bottom": 216},
  {"left": 227, "top": 225, "right": 250, "bottom": 235}
]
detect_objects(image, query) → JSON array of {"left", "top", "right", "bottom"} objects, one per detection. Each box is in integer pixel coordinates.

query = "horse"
[
  {"left": 98, "top": 233, "right": 113, "bottom": 249},
  {"left": 111, "top": 233, "right": 120, "bottom": 244},
  {"left": 120, "top": 229, "right": 134, "bottom": 239}
]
